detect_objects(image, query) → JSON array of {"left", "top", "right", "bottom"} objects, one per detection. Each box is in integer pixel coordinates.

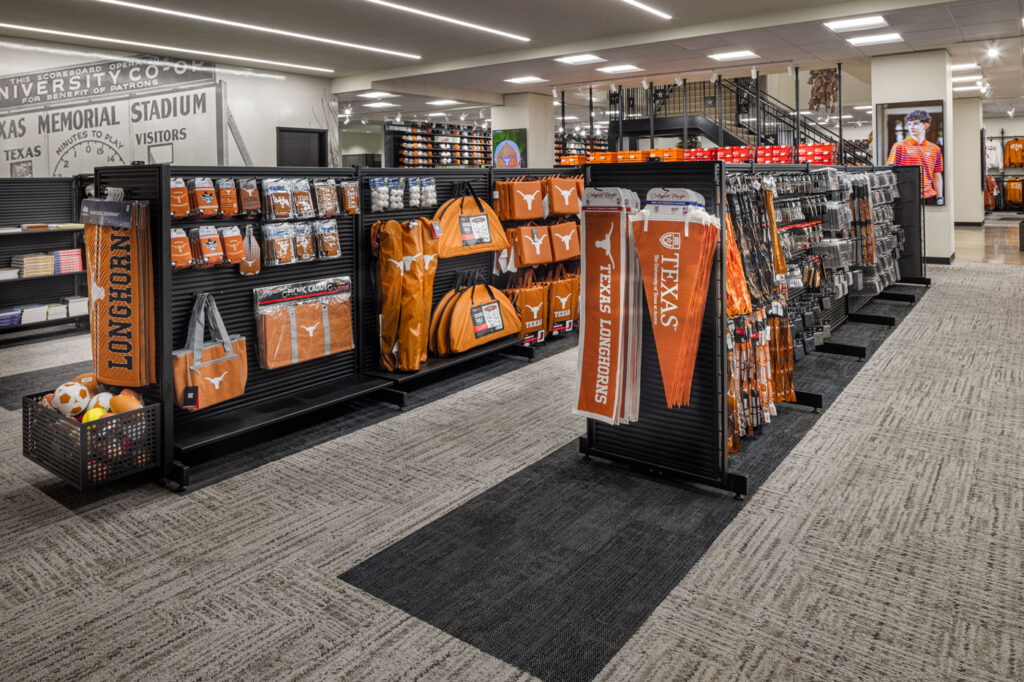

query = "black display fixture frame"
[
  {"left": 577, "top": 161, "right": 744, "bottom": 497},
  {"left": 93, "top": 163, "right": 392, "bottom": 490}
]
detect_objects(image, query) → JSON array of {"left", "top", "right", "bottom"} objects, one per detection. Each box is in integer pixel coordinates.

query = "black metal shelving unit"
[
  {"left": 93, "top": 164, "right": 391, "bottom": 489},
  {"left": 0, "top": 177, "right": 87, "bottom": 334},
  {"left": 578, "top": 161, "right": 744, "bottom": 497}
]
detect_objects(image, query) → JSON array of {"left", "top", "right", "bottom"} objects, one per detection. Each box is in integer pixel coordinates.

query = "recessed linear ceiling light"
[
  {"left": 427, "top": 112, "right": 447, "bottom": 116},
  {"left": 708, "top": 50, "right": 759, "bottom": 61},
  {"left": 596, "top": 64, "right": 644, "bottom": 74},
  {"left": 951, "top": 62, "right": 979, "bottom": 71},
  {"left": 953, "top": 85, "right": 984, "bottom": 92},
  {"left": 505, "top": 76, "right": 548, "bottom": 84},
  {"left": 363, "top": 0, "right": 529, "bottom": 41},
  {"left": 358, "top": 91, "right": 398, "bottom": 98},
  {"left": 559, "top": 115, "right": 580, "bottom": 120},
  {"left": 789, "top": 110, "right": 814, "bottom": 115},
  {"left": 426, "top": 99, "right": 461, "bottom": 106},
  {"left": 840, "top": 115, "right": 854, "bottom": 119},
  {"left": 0, "top": 22, "right": 334, "bottom": 72},
  {"left": 364, "top": 101, "right": 398, "bottom": 107},
  {"left": 853, "top": 105, "right": 872, "bottom": 110},
  {"left": 92, "top": 0, "right": 419, "bottom": 59},
  {"left": 555, "top": 54, "right": 607, "bottom": 65},
  {"left": 621, "top": 0, "right": 672, "bottom": 20},
  {"left": 951, "top": 75, "right": 983, "bottom": 83},
  {"left": 824, "top": 15, "right": 888, "bottom": 32},
  {"left": 847, "top": 32, "right": 902, "bottom": 46}
]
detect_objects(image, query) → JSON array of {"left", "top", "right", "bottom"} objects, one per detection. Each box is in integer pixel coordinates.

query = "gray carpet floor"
[{"left": 0, "top": 263, "right": 1020, "bottom": 681}]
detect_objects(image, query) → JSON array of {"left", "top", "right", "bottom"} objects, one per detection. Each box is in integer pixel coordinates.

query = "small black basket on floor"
[{"left": 22, "top": 392, "right": 161, "bottom": 490}]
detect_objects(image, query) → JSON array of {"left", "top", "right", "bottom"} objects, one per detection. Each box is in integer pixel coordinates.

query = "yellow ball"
[{"left": 82, "top": 407, "right": 108, "bottom": 423}]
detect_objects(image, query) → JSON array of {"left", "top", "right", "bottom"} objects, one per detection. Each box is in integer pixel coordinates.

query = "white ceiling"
[{"left": 2, "top": 0, "right": 1022, "bottom": 121}]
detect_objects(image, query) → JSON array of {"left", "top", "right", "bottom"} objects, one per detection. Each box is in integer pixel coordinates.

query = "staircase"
[{"left": 610, "top": 78, "right": 872, "bottom": 165}]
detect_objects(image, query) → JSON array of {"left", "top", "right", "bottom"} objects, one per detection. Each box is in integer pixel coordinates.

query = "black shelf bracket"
[
  {"left": 848, "top": 312, "right": 897, "bottom": 327},
  {"left": 874, "top": 292, "right": 917, "bottom": 304},
  {"left": 792, "top": 390, "right": 824, "bottom": 412},
  {"left": 817, "top": 342, "right": 868, "bottom": 359}
]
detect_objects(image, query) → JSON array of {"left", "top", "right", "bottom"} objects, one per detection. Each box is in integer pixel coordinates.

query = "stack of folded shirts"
[
  {"left": 19, "top": 304, "right": 48, "bottom": 324},
  {"left": 12, "top": 253, "right": 54, "bottom": 278},
  {"left": 0, "top": 308, "right": 21, "bottom": 327},
  {"left": 64, "top": 296, "right": 89, "bottom": 317},
  {"left": 54, "top": 249, "right": 83, "bottom": 273}
]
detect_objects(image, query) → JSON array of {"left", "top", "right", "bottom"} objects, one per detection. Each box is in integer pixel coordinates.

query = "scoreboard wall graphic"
[{"left": 0, "top": 54, "right": 225, "bottom": 178}]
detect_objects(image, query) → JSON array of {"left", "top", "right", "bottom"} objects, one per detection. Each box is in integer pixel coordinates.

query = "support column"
[
  {"left": 953, "top": 97, "right": 984, "bottom": 225},
  {"left": 872, "top": 50, "right": 955, "bottom": 261},
  {"left": 490, "top": 92, "right": 555, "bottom": 167}
]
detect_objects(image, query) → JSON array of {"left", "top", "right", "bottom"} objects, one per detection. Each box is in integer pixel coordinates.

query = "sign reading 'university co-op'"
[{"left": 0, "top": 55, "right": 223, "bottom": 178}]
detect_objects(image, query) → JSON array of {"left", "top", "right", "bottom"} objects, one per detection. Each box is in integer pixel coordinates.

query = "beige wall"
[
  {"left": 952, "top": 98, "right": 983, "bottom": 224},
  {"left": 490, "top": 93, "right": 554, "bottom": 168}
]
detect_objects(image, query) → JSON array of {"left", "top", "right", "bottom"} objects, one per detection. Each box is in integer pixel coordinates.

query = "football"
[{"left": 53, "top": 381, "right": 91, "bottom": 417}]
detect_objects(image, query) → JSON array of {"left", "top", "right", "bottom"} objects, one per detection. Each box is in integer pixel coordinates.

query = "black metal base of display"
[
  {"left": 173, "top": 375, "right": 392, "bottom": 455},
  {"left": 900, "top": 277, "right": 932, "bottom": 286},
  {"left": 0, "top": 315, "right": 87, "bottom": 334},
  {"left": 793, "top": 390, "right": 824, "bottom": 411},
  {"left": 874, "top": 292, "right": 917, "bottom": 304},
  {"left": 817, "top": 342, "right": 868, "bottom": 359},
  {"left": 369, "top": 336, "right": 527, "bottom": 385},
  {"left": 579, "top": 437, "right": 749, "bottom": 499},
  {"left": 848, "top": 312, "right": 897, "bottom": 327}
]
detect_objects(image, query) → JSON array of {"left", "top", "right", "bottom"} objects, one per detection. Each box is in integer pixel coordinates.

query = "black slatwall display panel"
[
  {"left": 0, "top": 178, "right": 75, "bottom": 225},
  {"left": 583, "top": 162, "right": 736, "bottom": 492},
  {"left": 821, "top": 294, "right": 848, "bottom": 328},
  {"left": 358, "top": 167, "right": 493, "bottom": 374},
  {"left": 893, "top": 165, "right": 926, "bottom": 279}
]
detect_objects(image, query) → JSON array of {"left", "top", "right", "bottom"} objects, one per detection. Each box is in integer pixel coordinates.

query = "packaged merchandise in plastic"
[
  {"left": 239, "top": 225, "right": 261, "bottom": 276},
  {"left": 313, "top": 179, "right": 340, "bottom": 217},
  {"left": 339, "top": 181, "right": 360, "bottom": 215},
  {"left": 189, "top": 225, "right": 224, "bottom": 267},
  {"left": 313, "top": 219, "right": 341, "bottom": 259},
  {"left": 188, "top": 178, "right": 218, "bottom": 218},
  {"left": 170, "top": 228, "right": 192, "bottom": 270},
  {"left": 170, "top": 177, "right": 191, "bottom": 220},
  {"left": 218, "top": 225, "right": 245, "bottom": 264},
  {"left": 216, "top": 179, "right": 239, "bottom": 218},
  {"left": 262, "top": 223, "right": 296, "bottom": 266},
  {"left": 292, "top": 221, "right": 316, "bottom": 262},
  {"left": 262, "top": 179, "right": 293, "bottom": 220},
  {"left": 389, "top": 177, "right": 406, "bottom": 210},
  {"left": 238, "top": 178, "right": 262, "bottom": 218},
  {"left": 370, "top": 177, "right": 389, "bottom": 213},
  {"left": 253, "top": 277, "right": 354, "bottom": 370},
  {"left": 290, "top": 179, "right": 316, "bottom": 219}
]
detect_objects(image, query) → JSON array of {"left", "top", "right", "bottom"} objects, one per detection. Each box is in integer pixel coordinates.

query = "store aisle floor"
[
  {"left": 0, "top": 263, "right": 1020, "bottom": 681},
  {"left": 597, "top": 262, "right": 1024, "bottom": 681}
]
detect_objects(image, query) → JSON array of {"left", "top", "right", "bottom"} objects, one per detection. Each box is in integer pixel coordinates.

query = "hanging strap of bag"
[{"left": 186, "top": 293, "right": 237, "bottom": 370}]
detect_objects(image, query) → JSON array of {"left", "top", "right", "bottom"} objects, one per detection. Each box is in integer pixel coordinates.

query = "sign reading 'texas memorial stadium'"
[{"left": 0, "top": 54, "right": 224, "bottom": 178}]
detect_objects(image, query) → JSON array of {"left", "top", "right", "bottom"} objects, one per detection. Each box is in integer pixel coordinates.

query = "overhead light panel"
[
  {"left": 363, "top": 0, "right": 529, "bottom": 41},
  {"left": 621, "top": 0, "right": 672, "bottom": 20},
  {"left": 951, "top": 62, "right": 978, "bottom": 71},
  {"left": 364, "top": 101, "right": 398, "bottom": 108},
  {"left": 824, "top": 15, "right": 888, "bottom": 32},
  {"left": 840, "top": 115, "right": 854, "bottom": 119},
  {"left": 555, "top": 54, "right": 606, "bottom": 65},
  {"left": 852, "top": 105, "right": 872, "bottom": 110},
  {"left": 951, "top": 75, "right": 982, "bottom": 83},
  {"left": 92, "top": 0, "right": 420, "bottom": 59},
  {"left": 0, "top": 21, "right": 334, "bottom": 72},
  {"left": 987, "top": 46, "right": 1000, "bottom": 58},
  {"left": 427, "top": 112, "right": 446, "bottom": 117},
  {"left": 505, "top": 76, "right": 548, "bottom": 84},
  {"left": 559, "top": 115, "right": 580, "bottom": 120},
  {"left": 709, "top": 50, "right": 759, "bottom": 61},
  {"left": 358, "top": 91, "right": 398, "bottom": 98},
  {"left": 426, "top": 99, "right": 461, "bottom": 105},
  {"left": 847, "top": 32, "right": 903, "bottom": 46},
  {"left": 597, "top": 64, "right": 644, "bottom": 74},
  {"left": 953, "top": 85, "right": 984, "bottom": 92}
]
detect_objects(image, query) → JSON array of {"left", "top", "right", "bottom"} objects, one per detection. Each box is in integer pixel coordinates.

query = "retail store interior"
[{"left": 0, "top": 1, "right": 1022, "bottom": 680}]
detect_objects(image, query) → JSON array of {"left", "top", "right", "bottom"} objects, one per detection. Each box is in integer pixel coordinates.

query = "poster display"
[
  {"left": 878, "top": 100, "right": 944, "bottom": 205},
  {"left": 0, "top": 54, "right": 221, "bottom": 177},
  {"left": 493, "top": 129, "right": 527, "bottom": 168}
]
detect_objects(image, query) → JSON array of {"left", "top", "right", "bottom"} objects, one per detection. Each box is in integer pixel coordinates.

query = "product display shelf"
[
  {"left": 385, "top": 123, "right": 493, "bottom": 169},
  {"left": 579, "top": 161, "right": 744, "bottom": 497},
  {"left": 94, "top": 163, "right": 391, "bottom": 490},
  {"left": 0, "top": 177, "right": 87, "bottom": 333},
  {"left": 359, "top": 167, "right": 533, "bottom": 387}
]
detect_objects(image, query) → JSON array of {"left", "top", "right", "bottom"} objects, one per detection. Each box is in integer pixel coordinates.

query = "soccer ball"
[
  {"left": 53, "top": 381, "right": 91, "bottom": 417},
  {"left": 87, "top": 392, "right": 114, "bottom": 412}
]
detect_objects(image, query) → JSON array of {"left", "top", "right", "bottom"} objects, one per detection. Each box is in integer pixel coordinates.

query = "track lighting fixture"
[
  {"left": 710, "top": 70, "right": 719, "bottom": 83},
  {"left": 552, "top": 85, "right": 558, "bottom": 97},
  {"left": 641, "top": 76, "right": 649, "bottom": 89},
  {"left": 750, "top": 66, "right": 757, "bottom": 79},
  {"left": 674, "top": 74, "right": 682, "bottom": 86},
  {"left": 787, "top": 63, "right": 795, "bottom": 77},
  {"left": 344, "top": 106, "right": 352, "bottom": 115}
]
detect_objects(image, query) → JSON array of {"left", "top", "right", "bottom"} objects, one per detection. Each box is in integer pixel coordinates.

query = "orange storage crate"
[
  {"left": 649, "top": 148, "right": 685, "bottom": 162},
  {"left": 589, "top": 152, "right": 617, "bottom": 163}
]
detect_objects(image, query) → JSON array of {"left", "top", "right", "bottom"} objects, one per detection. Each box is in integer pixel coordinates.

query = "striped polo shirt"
[{"left": 887, "top": 137, "right": 943, "bottom": 198}]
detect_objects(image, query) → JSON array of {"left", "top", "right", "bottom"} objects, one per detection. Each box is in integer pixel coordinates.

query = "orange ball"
[
  {"left": 72, "top": 373, "right": 101, "bottom": 396},
  {"left": 119, "top": 389, "right": 143, "bottom": 404},
  {"left": 109, "top": 394, "right": 142, "bottom": 414}
]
